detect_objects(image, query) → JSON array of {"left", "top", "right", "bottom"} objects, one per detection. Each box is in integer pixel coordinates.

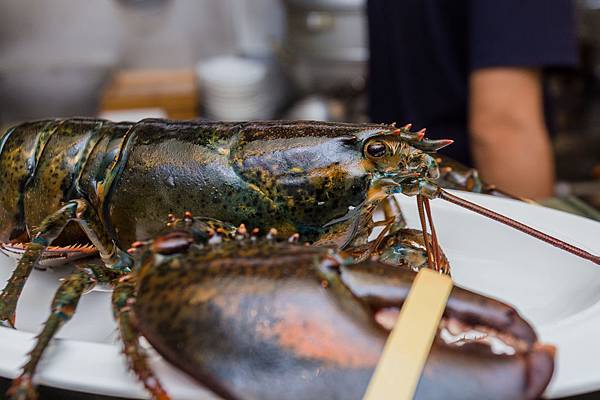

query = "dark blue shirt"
[{"left": 367, "top": 0, "right": 578, "bottom": 165}]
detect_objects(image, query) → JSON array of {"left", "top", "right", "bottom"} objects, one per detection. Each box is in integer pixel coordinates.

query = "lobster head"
[{"left": 362, "top": 125, "right": 453, "bottom": 199}]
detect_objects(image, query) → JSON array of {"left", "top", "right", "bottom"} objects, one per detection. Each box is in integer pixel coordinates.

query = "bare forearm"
[
  {"left": 469, "top": 68, "right": 555, "bottom": 199},
  {"left": 470, "top": 124, "right": 554, "bottom": 199}
]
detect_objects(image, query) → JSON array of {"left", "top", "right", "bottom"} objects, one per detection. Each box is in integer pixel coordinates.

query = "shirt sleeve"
[{"left": 469, "top": 0, "right": 578, "bottom": 70}]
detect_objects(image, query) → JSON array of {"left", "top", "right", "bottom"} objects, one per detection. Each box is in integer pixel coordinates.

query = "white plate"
[{"left": 0, "top": 191, "right": 598, "bottom": 399}]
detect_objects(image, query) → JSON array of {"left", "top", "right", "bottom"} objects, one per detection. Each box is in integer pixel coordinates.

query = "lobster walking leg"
[
  {"left": 380, "top": 196, "right": 407, "bottom": 233},
  {"left": 344, "top": 216, "right": 450, "bottom": 271},
  {"left": 362, "top": 195, "right": 448, "bottom": 273},
  {"left": 0, "top": 241, "right": 44, "bottom": 327},
  {"left": 0, "top": 202, "right": 79, "bottom": 327},
  {"left": 112, "top": 275, "right": 170, "bottom": 400},
  {"left": 0, "top": 200, "right": 132, "bottom": 326},
  {"left": 6, "top": 265, "right": 118, "bottom": 400},
  {"left": 370, "top": 228, "right": 449, "bottom": 272}
]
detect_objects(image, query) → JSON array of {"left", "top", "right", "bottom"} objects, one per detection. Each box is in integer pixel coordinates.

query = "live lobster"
[{"left": 0, "top": 118, "right": 597, "bottom": 400}]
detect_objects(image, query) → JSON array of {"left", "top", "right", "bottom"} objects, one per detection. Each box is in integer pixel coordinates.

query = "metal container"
[{"left": 282, "top": 0, "right": 366, "bottom": 91}]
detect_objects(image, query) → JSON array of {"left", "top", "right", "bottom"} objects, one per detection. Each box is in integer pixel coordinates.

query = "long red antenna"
[
  {"left": 437, "top": 189, "right": 600, "bottom": 265},
  {"left": 416, "top": 195, "right": 449, "bottom": 274},
  {"left": 423, "top": 197, "right": 446, "bottom": 273},
  {"left": 416, "top": 195, "right": 435, "bottom": 271}
]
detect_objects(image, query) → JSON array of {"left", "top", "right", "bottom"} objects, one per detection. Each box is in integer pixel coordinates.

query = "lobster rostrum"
[
  {"left": 0, "top": 118, "right": 597, "bottom": 399},
  {"left": 11, "top": 215, "right": 556, "bottom": 400}
]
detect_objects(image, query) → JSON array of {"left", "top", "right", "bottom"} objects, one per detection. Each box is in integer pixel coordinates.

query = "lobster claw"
[
  {"left": 339, "top": 261, "right": 555, "bottom": 400},
  {"left": 133, "top": 242, "right": 554, "bottom": 400}
]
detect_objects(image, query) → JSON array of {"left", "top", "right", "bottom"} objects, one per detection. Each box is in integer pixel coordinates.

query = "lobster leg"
[
  {"left": 369, "top": 228, "right": 449, "bottom": 272},
  {"left": 6, "top": 264, "right": 119, "bottom": 400},
  {"left": 112, "top": 275, "right": 170, "bottom": 400},
  {"left": 345, "top": 196, "right": 449, "bottom": 271},
  {"left": 344, "top": 194, "right": 449, "bottom": 273},
  {"left": 0, "top": 202, "right": 79, "bottom": 327},
  {"left": 380, "top": 195, "right": 407, "bottom": 233},
  {"left": 0, "top": 200, "right": 132, "bottom": 326}
]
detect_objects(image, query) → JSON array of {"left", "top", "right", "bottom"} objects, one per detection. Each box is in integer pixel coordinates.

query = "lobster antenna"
[
  {"left": 416, "top": 196, "right": 449, "bottom": 274},
  {"left": 437, "top": 189, "right": 600, "bottom": 265},
  {"left": 423, "top": 197, "right": 447, "bottom": 274},
  {"left": 416, "top": 195, "right": 436, "bottom": 271}
]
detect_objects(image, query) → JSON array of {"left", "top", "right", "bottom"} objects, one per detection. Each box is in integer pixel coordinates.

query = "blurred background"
[{"left": 0, "top": 0, "right": 598, "bottom": 214}]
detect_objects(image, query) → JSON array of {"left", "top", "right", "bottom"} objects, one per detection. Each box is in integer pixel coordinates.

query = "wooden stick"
[{"left": 363, "top": 269, "right": 453, "bottom": 400}]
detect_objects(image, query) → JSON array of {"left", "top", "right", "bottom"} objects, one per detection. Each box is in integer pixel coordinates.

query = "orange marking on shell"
[
  {"left": 402, "top": 123, "right": 412, "bottom": 130},
  {"left": 257, "top": 304, "right": 379, "bottom": 368},
  {"left": 189, "top": 287, "right": 219, "bottom": 305}
]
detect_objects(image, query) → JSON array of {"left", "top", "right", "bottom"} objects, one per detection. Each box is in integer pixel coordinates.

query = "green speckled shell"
[
  {"left": 0, "top": 119, "right": 390, "bottom": 247},
  {"left": 106, "top": 120, "right": 386, "bottom": 246}
]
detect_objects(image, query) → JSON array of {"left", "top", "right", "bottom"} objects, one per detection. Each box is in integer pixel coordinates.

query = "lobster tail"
[{"left": 0, "top": 120, "right": 57, "bottom": 241}]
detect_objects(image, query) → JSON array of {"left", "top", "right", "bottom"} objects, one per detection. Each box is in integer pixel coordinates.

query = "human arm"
[{"left": 468, "top": 68, "right": 555, "bottom": 199}]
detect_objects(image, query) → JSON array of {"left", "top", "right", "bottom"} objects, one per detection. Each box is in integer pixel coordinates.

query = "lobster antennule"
[{"left": 437, "top": 189, "right": 600, "bottom": 265}]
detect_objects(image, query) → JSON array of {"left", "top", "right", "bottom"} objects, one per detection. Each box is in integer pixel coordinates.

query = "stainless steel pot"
[{"left": 282, "top": 0, "right": 366, "bottom": 91}]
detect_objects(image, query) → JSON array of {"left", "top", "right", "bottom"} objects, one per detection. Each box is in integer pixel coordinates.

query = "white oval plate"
[{"left": 0, "top": 191, "right": 598, "bottom": 399}]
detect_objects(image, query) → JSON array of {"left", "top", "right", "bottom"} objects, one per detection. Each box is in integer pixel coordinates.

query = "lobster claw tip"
[
  {"left": 534, "top": 343, "right": 556, "bottom": 358},
  {"left": 525, "top": 344, "right": 556, "bottom": 400}
]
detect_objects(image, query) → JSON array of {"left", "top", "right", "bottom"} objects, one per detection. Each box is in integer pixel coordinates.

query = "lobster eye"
[{"left": 366, "top": 142, "right": 387, "bottom": 158}]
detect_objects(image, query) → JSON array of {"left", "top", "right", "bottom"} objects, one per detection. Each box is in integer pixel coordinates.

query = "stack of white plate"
[{"left": 196, "top": 56, "right": 284, "bottom": 121}]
